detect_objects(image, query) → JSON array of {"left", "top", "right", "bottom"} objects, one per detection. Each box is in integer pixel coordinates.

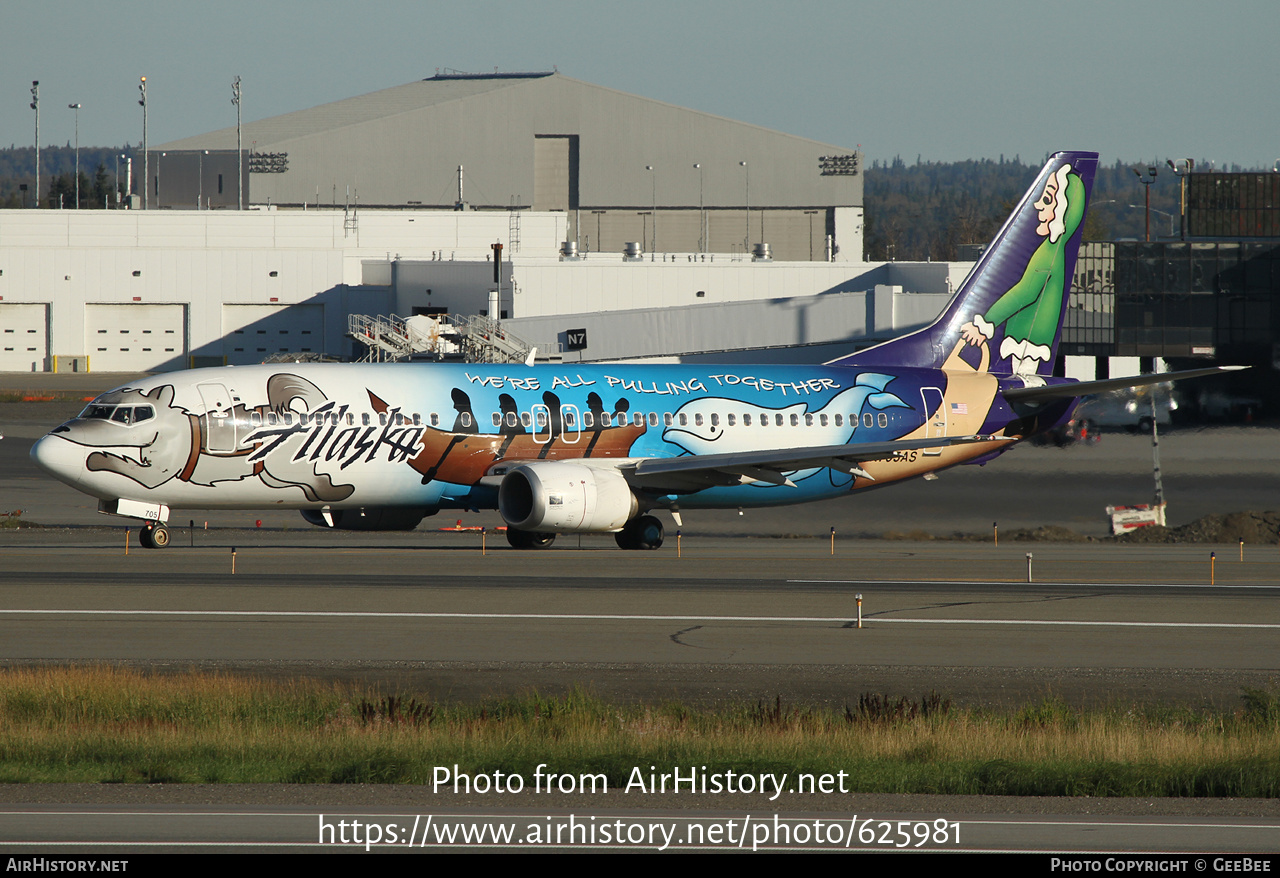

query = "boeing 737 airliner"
[{"left": 30, "top": 151, "right": 1236, "bottom": 549}]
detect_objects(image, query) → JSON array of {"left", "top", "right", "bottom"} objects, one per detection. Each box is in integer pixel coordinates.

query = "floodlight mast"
[
  {"left": 139, "top": 77, "right": 148, "bottom": 210},
  {"left": 232, "top": 76, "right": 243, "bottom": 210},
  {"left": 29, "top": 82, "right": 39, "bottom": 208}
]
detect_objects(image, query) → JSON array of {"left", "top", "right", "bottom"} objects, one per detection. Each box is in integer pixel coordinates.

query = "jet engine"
[
  {"left": 498, "top": 463, "right": 638, "bottom": 533},
  {"left": 300, "top": 507, "right": 430, "bottom": 531}
]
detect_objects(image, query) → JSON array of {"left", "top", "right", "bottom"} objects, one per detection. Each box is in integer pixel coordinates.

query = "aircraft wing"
[
  {"left": 1004, "top": 366, "right": 1247, "bottom": 404},
  {"left": 623, "top": 434, "right": 999, "bottom": 492}
]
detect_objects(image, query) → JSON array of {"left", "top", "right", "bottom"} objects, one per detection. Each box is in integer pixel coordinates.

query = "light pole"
[
  {"left": 1134, "top": 165, "right": 1158, "bottom": 243},
  {"left": 68, "top": 103, "right": 81, "bottom": 208},
  {"left": 29, "top": 81, "right": 39, "bottom": 208},
  {"left": 138, "top": 76, "right": 148, "bottom": 210},
  {"left": 645, "top": 165, "right": 656, "bottom": 254},
  {"left": 694, "top": 163, "right": 704, "bottom": 253},
  {"left": 740, "top": 160, "right": 749, "bottom": 250},
  {"left": 158, "top": 152, "right": 165, "bottom": 207},
  {"left": 231, "top": 76, "right": 243, "bottom": 210},
  {"left": 198, "top": 150, "right": 208, "bottom": 209},
  {"left": 1165, "top": 158, "right": 1193, "bottom": 240}
]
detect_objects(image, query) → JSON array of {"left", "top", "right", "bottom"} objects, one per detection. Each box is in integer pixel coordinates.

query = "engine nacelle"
[
  {"left": 300, "top": 507, "right": 430, "bottom": 531},
  {"left": 498, "top": 463, "right": 638, "bottom": 533}
]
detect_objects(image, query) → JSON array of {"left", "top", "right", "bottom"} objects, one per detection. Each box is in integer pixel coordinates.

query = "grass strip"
[{"left": 1, "top": 667, "right": 1278, "bottom": 796}]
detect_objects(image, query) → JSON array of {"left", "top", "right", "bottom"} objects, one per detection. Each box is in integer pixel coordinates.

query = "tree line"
[
  {"left": 0, "top": 145, "right": 133, "bottom": 208},
  {"left": 863, "top": 154, "right": 1263, "bottom": 261},
  {"left": 0, "top": 146, "right": 1261, "bottom": 251}
]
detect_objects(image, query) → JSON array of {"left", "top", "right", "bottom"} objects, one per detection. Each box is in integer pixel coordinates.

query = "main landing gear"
[
  {"left": 504, "top": 515, "right": 666, "bottom": 550},
  {"left": 138, "top": 523, "right": 171, "bottom": 549},
  {"left": 615, "top": 515, "right": 664, "bottom": 551},
  {"left": 506, "top": 528, "right": 556, "bottom": 550}
]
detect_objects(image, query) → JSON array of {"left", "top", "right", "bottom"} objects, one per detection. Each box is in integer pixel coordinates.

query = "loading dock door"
[
  {"left": 0, "top": 303, "right": 48, "bottom": 372},
  {"left": 85, "top": 304, "right": 186, "bottom": 372},
  {"left": 222, "top": 303, "right": 324, "bottom": 366}
]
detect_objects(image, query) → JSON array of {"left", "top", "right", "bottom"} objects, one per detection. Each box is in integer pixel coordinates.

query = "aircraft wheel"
[
  {"left": 137, "top": 526, "right": 153, "bottom": 549},
  {"left": 615, "top": 515, "right": 664, "bottom": 550},
  {"left": 506, "top": 528, "right": 556, "bottom": 550},
  {"left": 150, "top": 525, "right": 171, "bottom": 548}
]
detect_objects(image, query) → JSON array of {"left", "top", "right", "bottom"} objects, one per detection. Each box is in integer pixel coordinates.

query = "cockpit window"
[
  {"left": 80, "top": 404, "right": 115, "bottom": 420},
  {"left": 79, "top": 404, "right": 150, "bottom": 425}
]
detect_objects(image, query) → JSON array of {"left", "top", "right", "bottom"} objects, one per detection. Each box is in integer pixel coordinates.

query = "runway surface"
[{"left": 2, "top": 392, "right": 1280, "bottom": 853}]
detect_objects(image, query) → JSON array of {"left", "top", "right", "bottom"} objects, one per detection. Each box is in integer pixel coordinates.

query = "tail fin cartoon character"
[{"left": 832, "top": 151, "right": 1097, "bottom": 383}]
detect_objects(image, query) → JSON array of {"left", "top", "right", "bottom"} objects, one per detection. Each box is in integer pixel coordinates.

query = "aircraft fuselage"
[{"left": 30, "top": 360, "right": 1052, "bottom": 517}]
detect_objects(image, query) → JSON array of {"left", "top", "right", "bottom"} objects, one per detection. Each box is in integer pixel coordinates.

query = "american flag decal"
[{"left": 950, "top": 402, "right": 968, "bottom": 414}]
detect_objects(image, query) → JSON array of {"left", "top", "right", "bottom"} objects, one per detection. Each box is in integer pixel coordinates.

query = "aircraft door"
[
  {"left": 530, "top": 403, "right": 552, "bottom": 443},
  {"left": 921, "top": 387, "right": 945, "bottom": 456},
  {"left": 559, "top": 404, "right": 581, "bottom": 444},
  {"left": 198, "top": 383, "right": 238, "bottom": 453}
]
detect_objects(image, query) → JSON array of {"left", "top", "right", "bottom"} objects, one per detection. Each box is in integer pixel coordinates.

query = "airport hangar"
[
  {"left": 0, "top": 70, "right": 975, "bottom": 375},
  {"left": 0, "top": 70, "right": 1271, "bottom": 388}
]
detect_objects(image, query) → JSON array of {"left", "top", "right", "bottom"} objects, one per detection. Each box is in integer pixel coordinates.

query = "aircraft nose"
[{"left": 30, "top": 434, "right": 84, "bottom": 485}]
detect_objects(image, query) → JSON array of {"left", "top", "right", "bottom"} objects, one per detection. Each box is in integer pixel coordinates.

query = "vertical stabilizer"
[{"left": 831, "top": 150, "right": 1098, "bottom": 379}]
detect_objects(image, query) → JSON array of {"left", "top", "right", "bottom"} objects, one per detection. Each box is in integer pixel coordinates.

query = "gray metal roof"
[{"left": 160, "top": 72, "right": 847, "bottom": 154}]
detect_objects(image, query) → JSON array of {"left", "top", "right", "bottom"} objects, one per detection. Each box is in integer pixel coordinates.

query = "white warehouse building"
[{"left": 0, "top": 72, "right": 977, "bottom": 374}]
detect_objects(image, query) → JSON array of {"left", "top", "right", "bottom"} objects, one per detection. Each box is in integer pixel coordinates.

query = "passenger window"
[
  {"left": 790, "top": 414, "right": 799, "bottom": 427},
  {"left": 378, "top": 413, "right": 388, "bottom": 426},
  {"left": 864, "top": 413, "right": 873, "bottom": 428},
  {"left": 430, "top": 413, "right": 439, "bottom": 427},
  {"left": 536, "top": 412, "right": 548, "bottom": 428},
  {"left": 362, "top": 413, "right": 370, "bottom": 426},
  {"left": 633, "top": 412, "right": 644, "bottom": 427},
  {"left": 267, "top": 412, "right": 279, "bottom": 426},
  {"left": 678, "top": 413, "right": 688, "bottom": 426},
  {"left": 284, "top": 413, "right": 294, "bottom": 425},
  {"left": 520, "top": 412, "right": 532, "bottom": 428},
  {"left": 744, "top": 413, "right": 752, "bottom": 426},
  {"left": 820, "top": 414, "right": 828, "bottom": 427},
  {"left": 695, "top": 413, "right": 704, "bottom": 427},
  {"left": 710, "top": 413, "right": 720, "bottom": 427},
  {"left": 583, "top": 412, "right": 595, "bottom": 428},
  {"left": 663, "top": 413, "right": 673, "bottom": 427},
  {"left": 506, "top": 412, "right": 518, "bottom": 428},
  {"left": 248, "top": 411, "right": 260, "bottom": 427},
  {"left": 565, "top": 411, "right": 576, "bottom": 427},
  {"left": 878, "top": 412, "right": 888, "bottom": 428},
  {"left": 834, "top": 414, "right": 843, "bottom": 427},
  {"left": 460, "top": 412, "right": 473, "bottom": 428},
  {"left": 648, "top": 412, "right": 659, "bottom": 427},
  {"left": 804, "top": 414, "right": 813, "bottom": 426},
  {"left": 600, "top": 413, "right": 612, "bottom": 427},
  {"left": 727, "top": 413, "right": 736, "bottom": 426},
  {"left": 775, "top": 414, "right": 783, "bottom": 426},
  {"left": 413, "top": 413, "right": 421, "bottom": 426}
]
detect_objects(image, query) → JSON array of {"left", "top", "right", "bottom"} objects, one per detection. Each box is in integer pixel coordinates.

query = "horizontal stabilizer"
[{"left": 1004, "top": 366, "right": 1247, "bottom": 404}]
